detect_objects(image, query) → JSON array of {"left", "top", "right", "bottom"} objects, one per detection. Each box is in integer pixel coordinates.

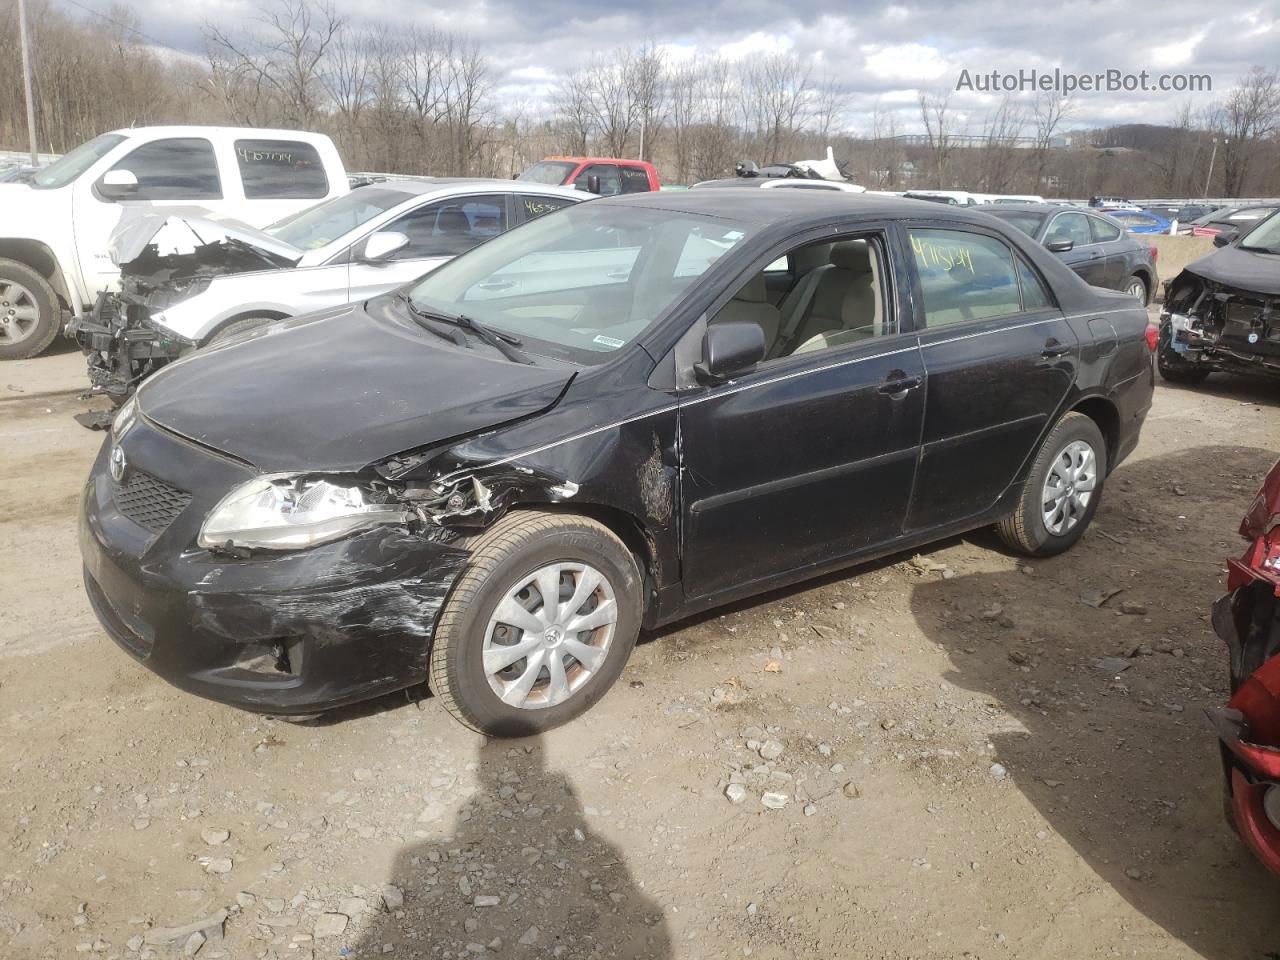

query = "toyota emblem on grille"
[{"left": 109, "top": 444, "right": 127, "bottom": 483}]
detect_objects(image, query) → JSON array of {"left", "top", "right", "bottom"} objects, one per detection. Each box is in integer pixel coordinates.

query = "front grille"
[{"left": 114, "top": 470, "right": 192, "bottom": 533}]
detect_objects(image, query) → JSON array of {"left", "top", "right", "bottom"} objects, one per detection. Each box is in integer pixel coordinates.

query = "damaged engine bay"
[
  {"left": 1160, "top": 237, "right": 1280, "bottom": 381},
  {"left": 70, "top": 215, "right": 296, "bottom": 403}
]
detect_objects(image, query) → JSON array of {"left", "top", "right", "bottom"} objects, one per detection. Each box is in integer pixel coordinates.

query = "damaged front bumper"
[
  {"left": 69, "top": 289, "right": 190, "bottom": 403},
  {"left": 1161, "top": 274, "right": 1280, "bottom": 379},
  {"left": 79, "top": 422, "right": 469, "bottom": 715},
  {"left": 1208, "top": 460, "right": 1280, "bottom": 874}
]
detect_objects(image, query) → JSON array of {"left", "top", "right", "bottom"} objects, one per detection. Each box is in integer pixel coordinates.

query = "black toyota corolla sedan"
[
  {"left": 80, "top": 191, "right": 1155, "bottom": 736},
  {"left": 984, "top": 203, "right": 1158, "bottom": 305}
]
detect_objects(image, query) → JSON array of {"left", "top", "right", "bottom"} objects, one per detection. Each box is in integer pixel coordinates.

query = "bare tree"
[
  {"left": 741, "top": 53, "right": 813, "bottom": 160},
  {"left": 666, "top": 59, "right": 699, "bottom": 183},
  {"left": 552, "top": 69, "right": 594, "bottom": 155},
  {"left": 977, "top": 96, "right": 1025, "bottom": 192},
  {"left": 203, "top": 0, "right": 343, "bottom": 128},
  {"left": 1030, "top": 91, "right": 1073, "bottom": 193},
  {"left": 918, "top": 90, "right": 954, "bottom": 188},
  {"left": 810, "top": 73, "right": 851, "bottom": 143},
  {"left": 323, "top": 25, "right": 369, "bottom": 162},
  {"left": 1212, "top": 66, "right": 1280, "bottom": 196}
]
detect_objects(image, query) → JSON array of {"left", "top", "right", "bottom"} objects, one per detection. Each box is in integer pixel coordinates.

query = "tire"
[
  {"left": 996, "top": 412, "right": 1107, "bottom": 557},
  {"left": 0, "top": 258, "right": 60, "bottom": 360},
  {"left": 1156, "top": 319, "right": 1211, "bottom": 385},
  {"left": 1124, "top": 273, "right": 1149, "bottom": 305},
  {"left": 429, "top": 510, "right": 643, "bottom": 737},
  {"left": 208, "top": 316, "right": 278, "bottom": 344}
]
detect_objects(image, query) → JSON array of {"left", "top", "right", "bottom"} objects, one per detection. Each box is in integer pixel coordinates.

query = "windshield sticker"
[{"left": 592, "top": 334, "right": 625, "bottom": 348}]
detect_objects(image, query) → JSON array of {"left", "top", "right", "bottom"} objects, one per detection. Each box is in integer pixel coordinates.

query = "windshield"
[
  {"left": 1237, "top": 211, "right": 1280, "bottom": 251},
  {"left": 266, "top": 187, "right": 413, "bottom": 250},
  {"left": 518, "top": 161, "right": 577, "bottom": 186},
  {"left": 29, "top": 133, "right": 126, "bottom": 190},
  {"left": 406, "top": 202, "right": 754, "bottom": 364},
  {"left": 986, "top": 210, "right": 1046, "bottom": 237}
]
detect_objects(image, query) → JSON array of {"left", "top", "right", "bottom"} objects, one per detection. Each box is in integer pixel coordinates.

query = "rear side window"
[
  {"left": 620, "top": 166, "right": 651, "bottom": 193},
  {"left": 579, "top": 163, "right": 622, "bottom": 196},
  {"left": 518, "top": 194, "right": 575, "bottom": 222},
  {"left": 909, "top": 229, "right": 1022, "bottom": 327},
  {"left": 1016, "top": 258, "right": 1053, "bottom": 310},
  {"left": 1090, "top": 217, "right": 1121, "bottom": 242},
  {"left": 1046, "top": 213, "right": 1092, "bottom": 247},
  {"left": 235, "top": 139, "right": 328, "bottom": 199},
  {"left": 383, "top": 194, "right": 508, "bottom": 259},
  {"left": 109, "top": 138, "right": 221, "bottom": 200}
]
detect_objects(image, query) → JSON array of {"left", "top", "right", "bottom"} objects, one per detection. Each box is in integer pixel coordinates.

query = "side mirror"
[
  {"left": 97, "top": 168, "right": 139, "bottom": 201},
  {"left": 1213, "top": 228, "right": 1237, "bottom": 248},
  {"left": 694, "top": 322, "right": 766, "bottom": 384},
  {"left": 362, "top": 231, "right": 409, "bottom": 261},
  {"left": 1045, "top": 238, "right": 1074, "bottom": 253},
  {"left": 576, "top": 174, "right": 602, "bottom": 194}
]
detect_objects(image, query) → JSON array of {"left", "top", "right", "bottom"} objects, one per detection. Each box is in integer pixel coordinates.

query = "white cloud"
[
  {"left": 863, "top": 43, "right": 953, "bottom": 85},
  {"left": 716, "top": 31, "right": 795, "bottom": 61}
]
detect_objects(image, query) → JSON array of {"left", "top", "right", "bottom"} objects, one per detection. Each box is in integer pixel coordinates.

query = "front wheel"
[
  {"left": 1124, "top": 274, "right": 1149, "bottom": 305},
  {"left": 429, "top": 511, "right": 642, "bottom": 736},
  {"left": 996, "top": 412, "right": 1107, "bottom": 557},
  {"left": 0, "top": 258, "right": 60, "bottom": 360}
]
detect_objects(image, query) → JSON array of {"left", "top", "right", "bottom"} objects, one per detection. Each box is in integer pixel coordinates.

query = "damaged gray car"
[{"left": 1158, "top": 212, "right": 1280, "bottom": 383}]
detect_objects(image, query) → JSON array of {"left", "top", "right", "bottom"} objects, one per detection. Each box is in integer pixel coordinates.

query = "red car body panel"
[
  {"left": 546, "top": 157, "right": 661, "bottom": 193},
  {"left": 1211, "top": 457, "right": 1280, "bottom": 876}
]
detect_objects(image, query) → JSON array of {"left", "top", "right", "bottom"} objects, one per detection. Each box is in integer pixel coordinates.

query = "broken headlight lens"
[{"left": 198, "top": 476, "right": 410, "bottom": 551}]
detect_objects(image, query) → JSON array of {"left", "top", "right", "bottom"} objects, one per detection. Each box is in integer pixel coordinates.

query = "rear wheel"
[
  {"left": 1124, "top": 274, "right": 1149, "bottom": 305},
  {"left": 996, "top": 412, "right": 1107, "bottom": 557},
  {"left": 429, "top": 511, "right": 642, "bottom": 736},
  {"left": 0, "top": 259, "right": 60, "bottom": 360}
]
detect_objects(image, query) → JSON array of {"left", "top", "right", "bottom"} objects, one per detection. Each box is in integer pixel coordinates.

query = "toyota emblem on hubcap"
[{"left": 109, "top": 445, "right": 127, "bottom": 483}]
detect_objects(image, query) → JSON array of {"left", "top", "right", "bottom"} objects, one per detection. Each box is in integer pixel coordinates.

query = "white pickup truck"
[{"left": 0, "top": 126, "right": 348, "bottom": 359}]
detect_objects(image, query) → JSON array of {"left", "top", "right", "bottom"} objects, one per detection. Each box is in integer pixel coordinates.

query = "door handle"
[
  {"left": 606, "top": 269, "right": 631, "bottom": 280},
  {"left": 878, "top": 373, "right": 922, "bottom": 396},
  {"left": 1089, "top": 251, "right": 1102, "bottom": 259},
  {"left": 1041, "top": 340, "right": 1072, "bottom": 358}
]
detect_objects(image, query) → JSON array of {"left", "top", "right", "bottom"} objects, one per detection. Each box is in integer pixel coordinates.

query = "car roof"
[
  {"left": 359, "top": 178, "right": 583, "bottom": 201},
  {"left": 105, "top": 125, "right": 332, "bottom": 141},
  {"left": 983, "top": 202, "right": 1083, "bottom": 215},
  {"left": 592, "top": 188, "right": 1019, "bottom": 227},
  {"left": 542, "top": 156, "right": 653, "bottom": 166}
]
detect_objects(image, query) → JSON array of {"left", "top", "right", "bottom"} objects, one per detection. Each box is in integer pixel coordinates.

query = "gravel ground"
[{"left": 2, "top": 328, "right": 1279, "bottom": 960}]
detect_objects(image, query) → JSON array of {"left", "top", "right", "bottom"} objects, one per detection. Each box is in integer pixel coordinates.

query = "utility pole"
[
  {"left": 18, "top": 0, "right": 39, "bottom": 164},
  {"left": 1203, "top": 137, "right": 1227, "bottom": 199}
]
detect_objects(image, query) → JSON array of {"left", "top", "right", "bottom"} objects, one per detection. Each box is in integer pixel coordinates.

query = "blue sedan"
[{"left": 1100, "top": 208, "right": 1173, "bottom": 234}]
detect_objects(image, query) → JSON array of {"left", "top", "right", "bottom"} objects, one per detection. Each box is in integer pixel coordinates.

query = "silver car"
[{"left": 72, "top": 178, "right": 586, "bottom": 401}]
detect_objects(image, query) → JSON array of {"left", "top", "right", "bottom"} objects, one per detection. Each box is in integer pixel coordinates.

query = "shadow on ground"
[
  {"left": 909, "top": 443, "right": 1280, "bottom": 959},
  {"left": 348, "top": 734, "right": 672, "bottom": 959}
]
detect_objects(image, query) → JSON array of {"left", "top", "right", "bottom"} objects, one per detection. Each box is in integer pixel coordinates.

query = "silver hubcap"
[
  {"left": 1041, "top": 439, "right": 1097, "bottom": 536},
  {"left": 0, "top": 279, "right": 39, "bottom": 344},
  {"left": 1126, "top": 279, "right": 1145, "bottom": 301},
  {"left": 482, "top": 562, "right": 618, "bottom": 710}
]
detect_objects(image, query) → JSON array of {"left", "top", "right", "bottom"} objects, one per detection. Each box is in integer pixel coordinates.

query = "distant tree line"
[{"left": 3, "top": 0, "right": 1280, "bottom": 198}]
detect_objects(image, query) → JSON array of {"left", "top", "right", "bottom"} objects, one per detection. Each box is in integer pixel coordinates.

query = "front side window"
[
  {"left": 408, "top": 203, "right": 754, "bottom": 363},
  {"left": 579, "top": 163, "right": 622, "bottom": 196},
  {"left": 620, "top": 166, "right": 651, "bottom": 193},
  {"left": 107, "top": 138, "right": 221, "bottom": 200},
  {"left": 1089, "top": 217, "right": 1122, "bottom": 242},
  {"left": 909, "top": 228, "right": 1022, "bottom": 327},
  {"left": 1045, "top": 213, "right": 1093, "bottom": 247},
  {"left": 235, "top": 139, "right": 328, "bottom": 199},
  {"left": 31, "top": 133, "right": 125, "bottom": 190},
  {"left": 1238, "top": 210, "right": 1280, "bottom": 252},
  {"left": 987, "top": 210, "right": 1045, "bottom": 238},
  {"left": 385, "top": 195, "right": 508, "bottom": 259},
  {"left": 266, "top": 187, "right": 414, "bottom": 250}
]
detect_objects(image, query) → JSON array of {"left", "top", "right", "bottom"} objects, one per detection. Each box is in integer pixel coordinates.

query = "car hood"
[
  {"left": 109, "top": 208, "right": 303, "bottom": 271},
  {"left": 136, "top": 300, "right": 574, "bottom": 473},
  {"left": 1183, "top": 244, "right": 1280, "bottom": 296}
]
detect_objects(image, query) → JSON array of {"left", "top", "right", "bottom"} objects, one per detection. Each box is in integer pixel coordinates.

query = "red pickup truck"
[{"left": 517, "top": 157, "right": 660, "bottom": 195}]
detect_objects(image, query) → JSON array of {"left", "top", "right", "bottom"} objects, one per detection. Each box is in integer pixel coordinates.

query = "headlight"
[
  {"left": 112, "top": 395, "right": 137, "bottom": 441},
  {"left": 198, "top": 476, "right": 411, "bottom": 551}
]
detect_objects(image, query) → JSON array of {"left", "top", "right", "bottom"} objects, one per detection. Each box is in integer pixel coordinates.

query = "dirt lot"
[{"left": 3, "top": 328, "right": 1280, "bottom": 960}]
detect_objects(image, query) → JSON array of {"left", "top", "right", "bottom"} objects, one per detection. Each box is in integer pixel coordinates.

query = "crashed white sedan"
[{"left": 70, "top": 178, "right": 585, "bottom": 401}]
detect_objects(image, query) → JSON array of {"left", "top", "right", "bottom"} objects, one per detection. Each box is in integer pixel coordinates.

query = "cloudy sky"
[{"left": 70, "top": 0, "right": 1278, "bottom": 133}]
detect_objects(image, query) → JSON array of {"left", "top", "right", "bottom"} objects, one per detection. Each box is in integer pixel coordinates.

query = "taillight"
[
  {"left": 1144, "top": 325, "right": 1159, "bottom": 352},
  {"left": 1148, "top": 244, "right": 1158, "bottom": 262}
]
